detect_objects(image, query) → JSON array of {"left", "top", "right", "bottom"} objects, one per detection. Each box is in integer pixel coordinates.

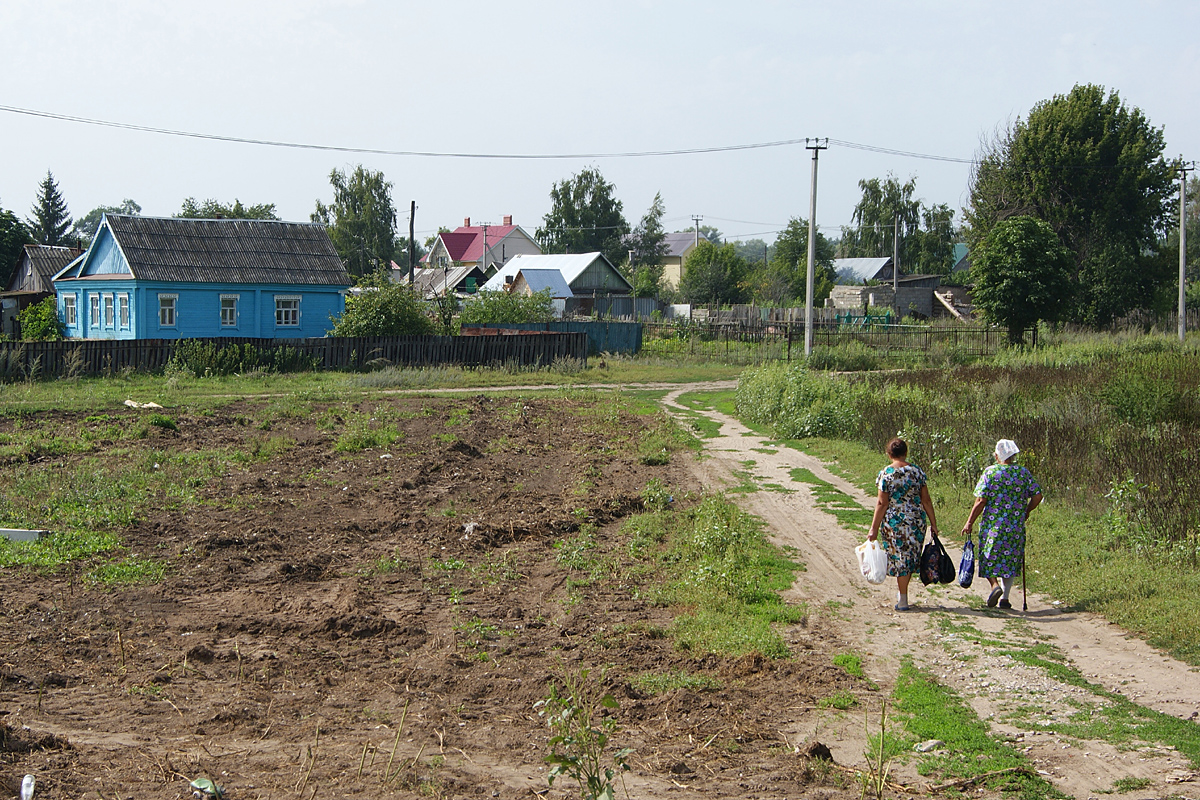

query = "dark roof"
[
  {"left": 83, "top": 215, "right": 350, "bottom": 285},
  {"left": 5, "top": 245, "right": 83, "bottom": 293}
]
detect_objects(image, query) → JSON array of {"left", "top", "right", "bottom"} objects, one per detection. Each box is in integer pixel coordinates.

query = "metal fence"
[{"left": 0, "top": 332, "right": 588, "bottom": 379}]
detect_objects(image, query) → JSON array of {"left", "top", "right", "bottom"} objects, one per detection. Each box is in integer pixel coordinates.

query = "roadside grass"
[
  {"left": 891, "top": 659, "right": 1066, "bottom": 800},
  {"left": 789, "top": 467, "right": 873, "bottom": 531},
  {"left": 86, "top": 555, "right": 169, "bottom": 587}
]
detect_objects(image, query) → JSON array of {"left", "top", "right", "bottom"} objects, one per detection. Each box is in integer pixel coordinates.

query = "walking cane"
[{"left": 1021, "top": 533, "right": 1028, "bottom": 612}]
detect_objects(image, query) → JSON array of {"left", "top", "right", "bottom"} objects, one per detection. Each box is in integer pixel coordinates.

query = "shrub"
[
  {"left": 167, "top": 340, "right": 318, "bottom": 377},
  {"left": 16, "top": 297, "right": 64, "bottom": 341},
  {"left": 459, "top": 289, "right": 554, "bottom": 325},
  {"left": 330, "top": 275, "right": 435, "bottom": 337}
]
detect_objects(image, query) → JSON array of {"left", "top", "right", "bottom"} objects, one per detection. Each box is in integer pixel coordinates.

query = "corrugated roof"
[
  {"left": 663, "top": 232, "right": 699, "bottom": 257},
  {"left": 76, "top": 215, "right": 351, "bottom": 286},
  {"left": 5, "top": 245, "right": 84, "bottom": 293},
  {"left": 514, "top": 268, "right": 573, "bottom": 298},
  {"left": 481, "top": 252, "right": 630, "bottom": 292},
  {"left": 833, "top": 257, "right": 893, "bottom": 284}
]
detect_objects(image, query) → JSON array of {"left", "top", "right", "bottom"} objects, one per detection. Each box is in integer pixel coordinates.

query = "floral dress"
[
  {"left": 876, "top": 463, "right": 928, "bottom": 576},
  {"left": 974, "top": 464, "right": 1041, "bottom": 578}
]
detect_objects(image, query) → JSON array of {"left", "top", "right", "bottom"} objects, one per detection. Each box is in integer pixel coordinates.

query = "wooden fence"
[{"left": 0, "top": 332, "right": 588, "bottom": 378}]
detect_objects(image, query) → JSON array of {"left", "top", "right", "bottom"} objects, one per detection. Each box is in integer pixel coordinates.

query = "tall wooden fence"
[{"left": 0, "top": 332, "right": 588, "bottom": 378}]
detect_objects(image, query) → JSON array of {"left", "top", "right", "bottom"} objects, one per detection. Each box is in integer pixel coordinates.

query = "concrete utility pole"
[
  {"left": 804, "top": 138, "right": 828, "bottom": 357},
  {"left": 1180, "top": 161, "right": 1195, "bottom": 343},
  {"left": 691, "top": 215, "right": 703, "bottom": 251},
  {"left": 892, "top": 213, "right": 899, "bottom": 297},
  {"left": 481, "top": 223, "right": 490, "bottom": 277},
  {"left": 408, "top": 200, "right": 416, "bottom": 286}
]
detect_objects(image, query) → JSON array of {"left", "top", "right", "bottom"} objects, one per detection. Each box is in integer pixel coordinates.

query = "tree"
[
  {"left": 965, "top": 84, "right": 1177, "bottom": 326},
  {"left": 178, "top": 198, "right": 278, "bottom": 220},
  {"left": 745, "top": 217, "right": 836, "bottom": 306},
  {"left": 15, "top": 296, "right": 64, "bottom": 341},
  {"left": 0, "top": 203, "right": 32, "bottom": 289},
  {"left": 329, "top": 271, "right": 433, "bottom": 337},
  {"left": 459, "top": 289, "right": 555, "bottom": 325},
  {"left": 839, "top": 174, "right": 956, "bottom": 274},
  {"left": 680, "top": 224, "right": 723, "bottom": 245},
  {"left": 71, "top": 199, "right": 142, "bottom": 243},
  {"left": 536, "top": 167, "right": 628, "bottom": 267},
  {"left": 313, "top": 166, "right": 398, "bottom": 278},
  {"left": 677, "top": 241, "right": 748, "bottom": 305},
  {"left": 626, "top": 193, "right": 668, "bottom": 297},
  {"left": 27, "top": 171, "right": 72, "bottom": 246},
  {"left": 732, "top": 238, "right": 769, "bottom": 264},
  {"left": 971, "top": 216, "right": 1074, "bottom": 344}
]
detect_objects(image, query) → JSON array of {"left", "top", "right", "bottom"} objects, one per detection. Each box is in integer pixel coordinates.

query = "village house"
[
  {"left": 53, "top": 215, "right": 351, "bottom": 340},
  {"left": 1, "top": 244, "right": 84, "bottom": 336},
  {"left": 423, "top": 216, "right": 541, "bottom": 278}
]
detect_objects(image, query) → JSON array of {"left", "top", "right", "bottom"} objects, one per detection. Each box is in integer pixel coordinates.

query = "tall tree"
[
  {"left": 27, "top": 170, "right": 72, "bottom": 246},
  {"left": 965, "top": 84, "right": 1177, "bottom": 326},
  {"left": 178, "top": 197, "right": 278, "bottom": 220},
  {"left": 312, "top": 165, "right": 398, "bottom": 277},
  {"left": 536, "top": 167, "right": 629, "bottom": 267},
  {"left": 839, "top": 174, "right": 955, "bottom": 274},
  {"left": 677, "top": 241, "right": 748, "bottom": 305},
  {"left": 744, "top": 217, "right": 836, "bottom": 306},
  {"left": 71, "top": 199, "right": 142, "bottom": 243},
  {"left": 0, "top": 202, "right": 33, "bottom": 288},
  {"left": 971, "top": 216, "right": 1074, "bottom": 344},
  {"left": 626, "top": 192, "right": 669, "bottom": 297},
  {"left": 679, "top": 224, "right": 723, "bottom": 245}
]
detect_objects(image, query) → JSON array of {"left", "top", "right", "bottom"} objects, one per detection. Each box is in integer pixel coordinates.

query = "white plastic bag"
[{"left": 855, "top": 540, "right": 887, "bottom": 585}]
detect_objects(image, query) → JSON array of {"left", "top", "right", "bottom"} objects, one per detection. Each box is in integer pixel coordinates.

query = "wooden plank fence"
[{"left": 0, "top": 332, "right": 588, "bottom": 379}]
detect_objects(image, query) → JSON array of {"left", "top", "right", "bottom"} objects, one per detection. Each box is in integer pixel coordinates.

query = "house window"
[
  {"left": 103, "top": 294, "right": 115, "bottom": 327},
  {"left": 63, "top": 295, "right": 77, "bottom": 326},
  {"left": 90, "top": 294, "right": 100, "bottom": 328},
  {"left": 118, "top": 294, "right": 130, "bottom": 328},
  {"left": 220, "top": 295, "right": 239, "bottom": 327},
  {"left": 159, "top": 294, "right": 177, "bottom": 327},
  {"left": 275, "top": 296, "right": 300, "bottom": 327}
]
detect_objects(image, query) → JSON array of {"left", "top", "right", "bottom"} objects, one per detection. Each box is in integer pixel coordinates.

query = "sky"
[{"left": 1, "top": 0, "right": 1197, "bottom": 247}]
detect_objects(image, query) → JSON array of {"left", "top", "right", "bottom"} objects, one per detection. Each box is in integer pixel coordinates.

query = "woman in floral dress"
[
  {"left": 961, "top": 439, "right": 1043, "bottom": 609},
  {"left": 868, "top": 438, "right": 940, "bottom": 611}
]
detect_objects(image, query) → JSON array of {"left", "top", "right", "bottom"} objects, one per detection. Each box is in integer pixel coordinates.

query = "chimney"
[
  {"left": 503, "top": 215, "right": 512, "bottom": 226},
  {"left": 464, "top": 217, "right": 471, "bottom": 227}
]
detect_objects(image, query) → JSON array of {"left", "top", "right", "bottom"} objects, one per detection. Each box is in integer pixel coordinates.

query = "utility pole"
[
  {"left": 481, "top": 222, "right": 489, "bottom": 277},
  {"left": 804, "top": 138, "right": 828, "bottom": 357},
  {"left": 692, "top": 215, "right": 703, "bottom": 251},
  {"left": 892, "top": 213, "right": 899, "bottom": 299},
  {"left": 1180, "top": 161, "right": 1195, "bottom": 343},
  {"left": 408, "top": 200, "right": 416, "bottom": 286}
]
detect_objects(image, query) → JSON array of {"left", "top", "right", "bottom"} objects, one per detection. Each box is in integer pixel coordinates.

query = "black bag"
[{"left": 919, "top": 530, "right": 955, "bottom": 586}]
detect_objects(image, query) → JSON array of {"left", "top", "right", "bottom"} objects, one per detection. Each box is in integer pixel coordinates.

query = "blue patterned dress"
[
  {"left": 974, "top": 464, "right": 1042, "bottom": 578},
  {"left": 876, "top": 464, "right": 929, "bottom": 577}
]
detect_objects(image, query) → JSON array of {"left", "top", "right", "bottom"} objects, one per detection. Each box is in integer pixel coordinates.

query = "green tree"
[
  {"left": 626, "top": 192, "right": 668, "bottom": 297},
  {"left": 677, "top": 241, "right": 748, "bottom": 305},
  {"left": 178, "top": 197, "right": 278, "bottom": 220},
  {"left": 313, "top": 165, "right": 398, "bottom": 278},
  {"left": 71, "top": 199, "right": 142, "bottom": 243},
  {"left": 971, "top": 216, "right": 1074, "bottom": 344},
  {"left": 0, "top": 203, "right": 32, "bottom": 289},
  {"left": 536, "top": 167, "right": 629, "bottom": 267},
  {"left": 329, "top": 271, "right": 433, "bottom": 337},
  {"left": 15, "top": 296, "right": 64, "bottom": 341},
  {"left": 965, "top": 84, "right": 1177, "bottom": 326},
  {"left": 732, "top": 238, "right": 769, "bottom": 264},
  {"left": 1161, "top": 176, "right": 1200, "bottom": 287},
  {"left": 680, "top": 224, "right": 723, "bottom": 245},
  {"left": 745, "top": 217, "right": 836, "bottom": 306},
  {"left": 839, "top": 174, "right": 955, "bottom": 274},
  {"left": 27, "top": 171, "right": 72, "bottom": 246},
  {"left": 458, "top": 290, "right": 555, "bottom": 325}
]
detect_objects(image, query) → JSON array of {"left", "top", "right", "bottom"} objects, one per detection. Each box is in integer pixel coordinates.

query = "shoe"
[
  {"left": 998, "top": 599, "right": 1012, "bottom": 609},
  {"left": 987, "top": 586, "right": 1003, "bottom": 607},
  {"left": 894, "top": 603, "right": 911, "bottom": 611}
]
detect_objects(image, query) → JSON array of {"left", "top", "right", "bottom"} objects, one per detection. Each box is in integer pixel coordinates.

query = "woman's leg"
[{"left": 896, "top": 574, "right": 910, "bottom": 608}]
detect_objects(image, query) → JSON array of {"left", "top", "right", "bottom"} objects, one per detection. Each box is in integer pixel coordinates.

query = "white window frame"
[
  {"left": 159, "top": 294, "right": 178, "bottom": 328},
  {"left": 118, "top": 294, "right": 130, "bottom": 329},
  {"left": 275, "top": 295, "right": 300, "bottom": 327},
  {"left": 103, "top": 293, "right": 115, "bottom": 328},
  {"left": 220, "top": 294, "right": 239, "bottom": 327},
  {"left": 63, "top": 294, "right": 77, "bottom": 326},
  {"left": 89, "top": 293, "right": 100, "bottom": 328}
]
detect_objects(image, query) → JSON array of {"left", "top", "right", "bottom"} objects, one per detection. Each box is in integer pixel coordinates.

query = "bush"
[
  {"left": 167, "top": 340, "right": 318, "bottom": 377},
  {"left": 16, "top": 296, "right": 64, "bottom": 341},
  {"left": 331, "top": 277, "right": 435, "bottom": 337},
  {"left": 459, "top": 289, "right": 554, "bottom": 325}
]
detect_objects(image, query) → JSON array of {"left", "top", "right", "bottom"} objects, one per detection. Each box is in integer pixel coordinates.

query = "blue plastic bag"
[{"left": 957, "top": 538, "right": 975, "bottom": 588}]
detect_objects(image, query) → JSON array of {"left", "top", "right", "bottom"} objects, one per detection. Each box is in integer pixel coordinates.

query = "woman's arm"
[
  {"left": 919, "top": 484, "right": 939, "bottom": 534},
  {"left": 961, "top": 495, "right": 987, "bottom": 535},
  {"left": 1026, "top": 492, "right": 1043, "bottom": 518},
  {"left": 869, "top": 490, "right": 889, "bottom": 541}
]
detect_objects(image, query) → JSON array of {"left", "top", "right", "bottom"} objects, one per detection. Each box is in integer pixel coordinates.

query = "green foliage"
[
  {"left": 626, "top": 192, "right": 668, "bottom": 296},
  {"left": 744, "top": 216, "right": 836, "bottom": 306},
  {"left": 537, "top": 167, "right": 629, "bottom": 268},
  {"left": 631, "top": 670, "right": 720, "bottom": 696},
  {"left": 71, "top": 199, "right": 141, "bottom": 243},
  {"left": 330, "top": 275, "right": 435, "bottom": 337},
  {"left": 534, "top": 667, "right": 632, "bottom": 800},
  {"left": 334, "top": 413, "right": 401, "bottom": 453},
  {"left": 86, "top": 555, "right": 169, "bottom": 588},
  {"left": 313, "top": 165, "right": 398, "bottom": 277},
  {"left": 971, "top": 215, "right": 1074, "bottom": 343},
  {"left": 16, "top": 296, "right": 64, "bottom": 341},
  {"left": 840, "top": 174, "right": 956, "bottom": 275},
  {"left": 177, "top": 197, "right": 278, "bottom": 220},
  {"left": 677, "top": 240, "right": 749, "bottom": 305},
  {"left": 832, "top": 652, "right": 865, "bottom": 678},
  {"left": 167, "top": 340, "right": 318, "bottom": 377},
  {"left": 735, "top": 364, "right": 861, "bottom": 439},
  {"left": 147, "top": 413, "right": 177, "bottom": 431},
  {"left": 966, "top": 84, "right": 1176, "bottom": 326},
  {"left": 0, "top": 205, "right": 33, "bottom": 289},
  {"left": 26, "top": 170, "right": 72, "bottom": 246},
  {"left": 458, "top": 289, "right": 554, "bottom": 325}
]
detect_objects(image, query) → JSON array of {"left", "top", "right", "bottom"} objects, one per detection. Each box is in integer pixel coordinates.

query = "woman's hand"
[{"left": 868, "top": 530, "right": 878, "bottom": 542}]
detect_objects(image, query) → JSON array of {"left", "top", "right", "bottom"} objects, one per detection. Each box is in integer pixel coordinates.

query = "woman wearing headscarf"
[
  {"left": 961, "top": 439, "right": 1043, "bottom": 609},
  {"left": 868, "top": 437, "right": 940, "bottom": 611}
]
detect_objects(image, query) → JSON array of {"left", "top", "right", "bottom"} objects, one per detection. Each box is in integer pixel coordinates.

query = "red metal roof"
[{"left": 436, "top": 225, "right": 520, "bottom": 263}]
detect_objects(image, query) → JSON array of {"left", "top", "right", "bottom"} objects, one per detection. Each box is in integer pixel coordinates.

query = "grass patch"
[
  {"left": 832, "top": 652, "right": 865, "bottom": 678},
  {"left": 631, "top": 669, "right": 721, "bottom": 696},
  {"left": 86, "top": 555, "right": 169, "bottom": 587},
  {"left": 818, "top": 690, "right": 858, "bottom": 710},
  {"left": 789, "top": 467, "right": 874, "bottom": 530}
]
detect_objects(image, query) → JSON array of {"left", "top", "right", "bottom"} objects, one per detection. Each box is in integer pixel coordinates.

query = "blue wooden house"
[{"left": 53, "top": 215, "right": 352, "bottom": 340}]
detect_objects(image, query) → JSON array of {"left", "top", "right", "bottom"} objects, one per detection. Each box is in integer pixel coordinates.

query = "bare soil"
[{"left": 1, "top": 384, "right": 1197, "bottom": 800}]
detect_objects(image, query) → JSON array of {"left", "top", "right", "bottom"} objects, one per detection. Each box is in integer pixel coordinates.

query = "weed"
[
  {"left": 146, "top": 413, "right": 178, "bottom": 431},
  {"left": 534, "top": 667, "right": 632, "bottom": 800},
  {"left": 87, "top": 556, "right": 169, "bottom": 587},
  {"left": 833, "top": 653, "right": 865, "bottom": 678},
  {"left": 818, "top": 691, "right": 858, "bottom": 710}
]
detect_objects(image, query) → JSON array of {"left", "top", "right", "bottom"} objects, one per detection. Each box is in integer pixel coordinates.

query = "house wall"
[
  {"left": 486, "top": 230, "right": 541, "bottom": 269},
  {"left": 568, "top": 260, "right": 632, "bottom": 295},
  {"left": 58, "top": 282, "right": 345, "bottom": 340},
  {"left": 661, "top": 256, "right": 684, "bottom": 289}
]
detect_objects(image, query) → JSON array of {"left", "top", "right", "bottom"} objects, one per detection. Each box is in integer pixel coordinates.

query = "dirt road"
[{"left": 662, "top": 383, "right": 1200, "bottom": 800}]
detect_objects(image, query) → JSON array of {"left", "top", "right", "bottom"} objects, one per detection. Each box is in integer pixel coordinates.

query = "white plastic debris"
[
  {"left": 20, "top": 775, "right": 35, "bottom": 800},
  {"left": 914, "top": 739, "right": 945, "bottom": 753},
  {"left": 124, "top": 400, "right": 164, "bottom": 409}
]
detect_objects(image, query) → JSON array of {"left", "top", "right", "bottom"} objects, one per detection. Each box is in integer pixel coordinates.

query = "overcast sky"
[{"left": 1, "top": 1, "right": 1196, "bottom": 246}]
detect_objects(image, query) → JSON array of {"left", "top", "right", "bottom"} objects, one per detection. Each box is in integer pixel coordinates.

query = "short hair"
[{"left": 886, "top": 438, "right": 908, "bottom": 458}]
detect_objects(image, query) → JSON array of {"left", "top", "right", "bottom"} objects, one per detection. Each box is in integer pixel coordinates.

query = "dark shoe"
[
  {"left": 998, "top": 599, "right": 1012, "bottom": 609},
  {"left": 987, "top": 586, "right": 1002, "bottom": 607},
  {"left": 894, "top": 603, "right": 911, "bottom": 612}
]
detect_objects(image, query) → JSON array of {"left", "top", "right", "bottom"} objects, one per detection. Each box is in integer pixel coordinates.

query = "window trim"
[
  {"left": 118, "top": 293, "right": 130, "bottom": 329},
  {"left": 89, "top": 293, "right": 101, "bottom": 328},
  {"left": 158, "top": 293, "right": 178, "bottom": 328},
  {"left": 63, "top": 294, "right": 77, "bottom": 326},
  {"left": 274, "top": 295, "right": 301, "bottom": 327},
  {"left": 220, "top": 294, "right": 239, "bottom": 328},
  {"left": 103, "top": 293, "right": 115, "bottom": 328}
]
